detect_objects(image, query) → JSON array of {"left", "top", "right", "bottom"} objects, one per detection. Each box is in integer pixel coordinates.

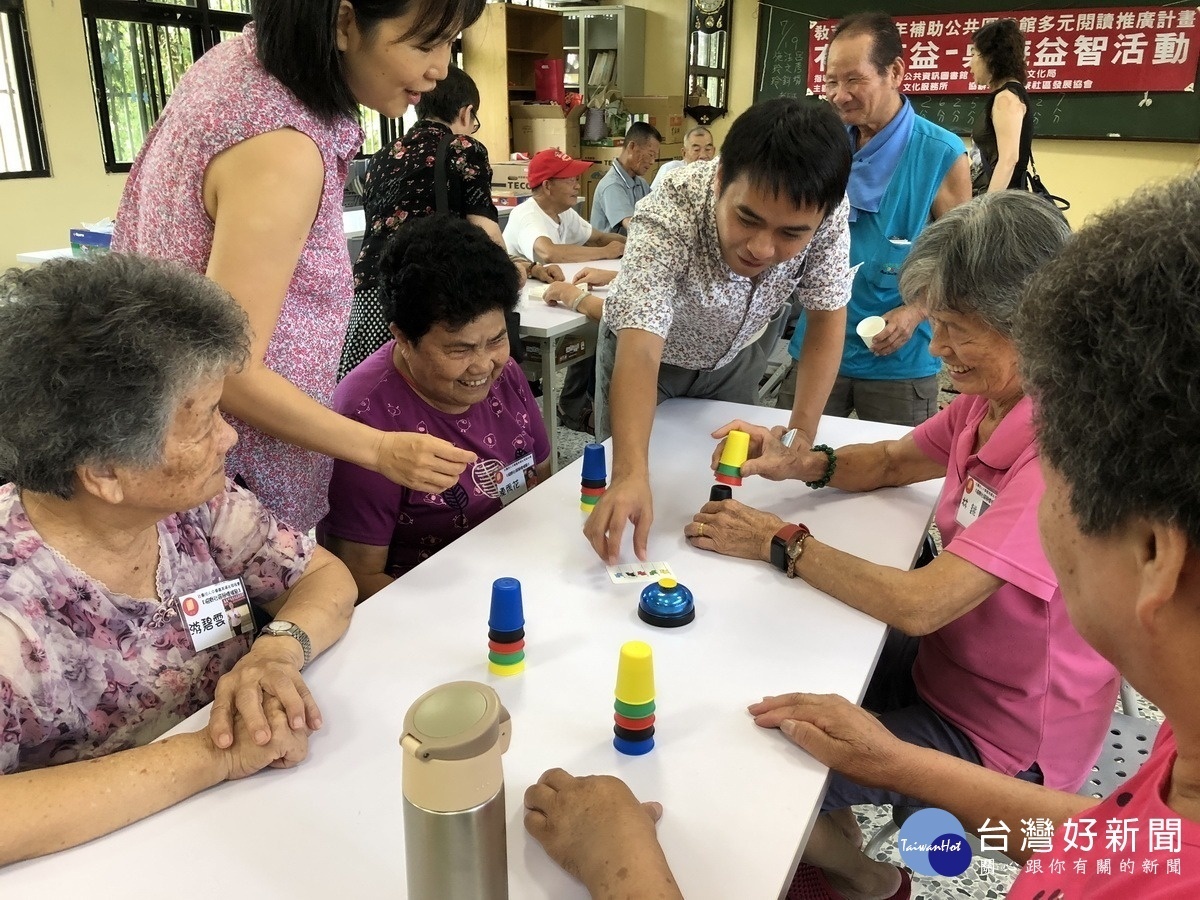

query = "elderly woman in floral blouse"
[{"left": 0, "top": 255, "right": 355, "bottom": 864}]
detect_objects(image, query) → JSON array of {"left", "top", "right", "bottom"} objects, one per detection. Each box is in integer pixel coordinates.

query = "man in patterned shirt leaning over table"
[{"left": 585, "top": 98, "right": 854, "bottom": 563}]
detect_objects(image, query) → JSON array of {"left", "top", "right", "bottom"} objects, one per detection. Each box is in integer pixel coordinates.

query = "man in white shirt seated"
[
  {"left": 589, "top": 122, "right": 661, "bottom": 235},
  {"left": 504, "top": 149, "right": 626, "bottom": 264},
  {"left": 650, "top": 125, "right": 717, "bottom": 190}
]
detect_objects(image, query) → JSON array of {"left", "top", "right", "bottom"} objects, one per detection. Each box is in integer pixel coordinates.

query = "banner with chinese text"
[{"left": 807, "top": 7, "right": 1200, "bottom": 95}]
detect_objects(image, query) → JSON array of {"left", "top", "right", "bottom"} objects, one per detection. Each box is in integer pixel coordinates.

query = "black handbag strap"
[{"left": 433, "top": 132, "right": 453, "bottom": 215}]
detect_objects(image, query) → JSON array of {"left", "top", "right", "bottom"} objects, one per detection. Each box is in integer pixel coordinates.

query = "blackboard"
[{"left": 755, "top": 0, "right": 1200, "bottom": 141}]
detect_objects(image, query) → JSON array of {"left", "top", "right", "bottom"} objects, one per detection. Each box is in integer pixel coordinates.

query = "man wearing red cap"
[{"left": 503, "top": 149, "right": 627, "bottom": 264}]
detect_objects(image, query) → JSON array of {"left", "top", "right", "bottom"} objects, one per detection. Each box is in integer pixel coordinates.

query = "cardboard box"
[
  {"left": 522, "top": 334, "right": 588, "bottom": 365},
  {"left": 491, "top": 189, "right": 532, "bottom": 209},
  {"left": 491, "top": 161, "right": 530, "bottom": 191},
  {"left": 623, "top": 95, "right": 686, "bottom": 143},
  {"left": 579, "top": 142, "right": 682, "bottom": 163},
  {"left": 69, "top": 228, "right": 112, "bottom": 257},
  {"left": 510, "top": 102, "right": 584, "bottom": 159},
  {"left": 580, "top": 136, "right": 625, "bottom": 149}
]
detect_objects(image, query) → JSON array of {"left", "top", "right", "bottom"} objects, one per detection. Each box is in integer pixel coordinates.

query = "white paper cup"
[{"left": 856, "top": 316, "right": 887, "bottom": 348}]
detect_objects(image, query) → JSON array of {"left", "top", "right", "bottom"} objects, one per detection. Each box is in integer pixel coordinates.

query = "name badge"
[
  {"left": 497, "top": 454, "right": 537, "bottom": 507},
  {"left": 956, "top": 476, "right": 997, "bottom": 528},
  {"left": 176, "top": 577, "right": 255, "bottom": 652}
]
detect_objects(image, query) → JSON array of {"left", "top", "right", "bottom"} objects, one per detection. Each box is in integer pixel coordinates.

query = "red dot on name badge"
[{"left": 182, "top": 596, "right": 199, "bottom": 617}]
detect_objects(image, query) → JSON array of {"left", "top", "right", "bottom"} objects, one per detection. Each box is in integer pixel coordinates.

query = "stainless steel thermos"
[{"left": 401, "top": 681, "right": 512, "bottom": 899}]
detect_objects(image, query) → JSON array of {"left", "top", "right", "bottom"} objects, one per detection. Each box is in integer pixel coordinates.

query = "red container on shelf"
[{"left": 534, "top": 59, "right": 566, "bottom": 107}]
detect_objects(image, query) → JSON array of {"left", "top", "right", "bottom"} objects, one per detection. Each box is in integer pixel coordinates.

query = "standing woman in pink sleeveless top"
[{"left": 113, "top": 0, "right": 485, "bottom": 531}]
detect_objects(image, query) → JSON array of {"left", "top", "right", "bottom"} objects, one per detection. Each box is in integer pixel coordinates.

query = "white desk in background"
[
  {"left": 2, "top": 400, "right": 942, "bottom": 899},
  {"left": 16, "top": 210, "right": 372, "bottom": 266},
  {"left": 518, "top": 259, "right": 618, "bottom": 472}
]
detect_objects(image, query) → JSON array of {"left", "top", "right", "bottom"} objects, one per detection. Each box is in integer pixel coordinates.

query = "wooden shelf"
[{"left": 463, "top": 3, "right": 566, "bottom": 161}]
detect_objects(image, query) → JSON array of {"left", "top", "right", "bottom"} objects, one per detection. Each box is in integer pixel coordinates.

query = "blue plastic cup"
[
  {"left": 489, "top": 577, "right": 524, "bottom": 632},
  {"left": 581, "top": 443, "right": 607, "bottom": 484}
]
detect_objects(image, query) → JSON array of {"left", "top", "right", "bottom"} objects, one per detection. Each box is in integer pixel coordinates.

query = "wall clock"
[{"left": 686, "top": 0, "right": 730, "bottom": 124}]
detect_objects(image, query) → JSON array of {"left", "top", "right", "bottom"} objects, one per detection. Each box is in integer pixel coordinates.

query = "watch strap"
[
  {"left": 770, "top": 524, "right": 804, "bottom": 572},
  {"left": 262, "top": 621, "right": 312, "bottom": 668},
  {"left": 784, "top": 524, "right": 812, "bottom": 579}
]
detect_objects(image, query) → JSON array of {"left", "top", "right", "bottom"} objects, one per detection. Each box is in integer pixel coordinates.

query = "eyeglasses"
[{"left": 471, "top": 111, "right": 481, "bottom": 135}]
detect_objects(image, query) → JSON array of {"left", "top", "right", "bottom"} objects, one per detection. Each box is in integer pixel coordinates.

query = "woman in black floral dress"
[{"left": 339, "top": 67, "right": 561, "bottom": 379}]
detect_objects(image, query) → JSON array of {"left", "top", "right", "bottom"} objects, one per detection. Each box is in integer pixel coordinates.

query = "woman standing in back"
[
  {"left": 114, "top": 0, "right": 485, "bottom": 531},
  {"left": 969, "top": 19, "right": 1034, "bottom": 195}
]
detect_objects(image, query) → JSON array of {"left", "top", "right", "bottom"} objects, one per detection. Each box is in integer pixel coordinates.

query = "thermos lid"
[{"left": 401, "top": 681, "right": 511, "bottom": 762}]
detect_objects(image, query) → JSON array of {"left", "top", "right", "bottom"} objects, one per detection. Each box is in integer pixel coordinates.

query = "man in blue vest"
[{"left": 786, "top": 12, "right": 971, "bottom": 426}]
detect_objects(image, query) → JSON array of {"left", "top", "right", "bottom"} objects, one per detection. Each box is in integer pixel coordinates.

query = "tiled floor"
[{"left": 552, "top": 368, "right": 1163, "bottom": 899}]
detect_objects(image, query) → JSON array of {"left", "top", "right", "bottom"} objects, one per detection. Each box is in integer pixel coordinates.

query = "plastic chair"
[
  {"left": 757, "top": 339, "right": 794, "bottom": 406},
  {"left": 1080, "top": 681, "right": 1160, "bottom": 800}
]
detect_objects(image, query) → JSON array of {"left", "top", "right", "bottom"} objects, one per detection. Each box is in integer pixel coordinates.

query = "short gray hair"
[
  {"left": 1015, "top": 172, "right": 1200, "bottom": 543},
  {"left": 0, "top": 254, "right": 249, "bottom": 497},
  {"left": 899, "top": 191, "right": 1070, "bottom": 336},
  {"left": 683, "top": 125, "right": 712, "bottom": 141}
]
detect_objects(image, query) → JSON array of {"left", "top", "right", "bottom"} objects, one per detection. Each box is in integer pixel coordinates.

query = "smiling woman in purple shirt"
[{"left": 321, "top": 216, "right": 549, "bottom": 601}]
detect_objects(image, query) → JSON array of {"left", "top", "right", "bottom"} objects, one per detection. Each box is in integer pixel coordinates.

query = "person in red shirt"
[{"left": 523, "top": 172, "right": 1200, "bottom": 900}]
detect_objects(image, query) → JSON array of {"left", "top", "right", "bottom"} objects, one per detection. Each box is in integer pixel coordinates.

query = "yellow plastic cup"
[
  {"left": 614, "top": 640, "right": 655, "bottom": 705},
  {"left": 718, "top": 429, "right": 751, "bottom": 469}
]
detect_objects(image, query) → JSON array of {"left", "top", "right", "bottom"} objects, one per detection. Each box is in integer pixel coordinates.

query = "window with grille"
[
  {"left": 82, "top": 2, "right": 451, "bottom": 172},
  {"left": 0, "top": 0, "right": 48, "bottom": 179},
  {"left": 81, "top": 0, "right": 253, "bottom": 172}
]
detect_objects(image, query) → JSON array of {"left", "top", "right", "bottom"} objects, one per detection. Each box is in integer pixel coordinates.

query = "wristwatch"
[
  {"left": 770, "top": 523, "right": 811, "bottom": 578},
  {"left": 260, "top": 620, "right": 312, "bottom": 668}
]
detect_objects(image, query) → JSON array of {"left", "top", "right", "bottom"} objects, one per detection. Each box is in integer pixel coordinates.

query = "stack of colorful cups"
[
  {"left": 487, "top": 577, "right": 525, "bottom": 676},
  {"left": 715, "top": 430, "right": 750, "bottom": 487},
  {"left": 580, "top": 443, "right": 607, "bottom": 514},
  {"left": 613, "top": 640, "right": 656, "bottom": 755}
]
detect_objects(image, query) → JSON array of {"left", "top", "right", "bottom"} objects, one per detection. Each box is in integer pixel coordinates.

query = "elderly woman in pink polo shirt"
[{"left": 684, "top": 191, "right": 1118, "bottom": 899}]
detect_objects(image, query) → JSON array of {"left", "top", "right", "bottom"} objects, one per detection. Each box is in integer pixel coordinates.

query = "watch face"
[
  {"left": 696, "top": 0, "right": 724, "bottom": 14},
  {"left": 266, "top": 620, "right": 293, "bottom": 634}
]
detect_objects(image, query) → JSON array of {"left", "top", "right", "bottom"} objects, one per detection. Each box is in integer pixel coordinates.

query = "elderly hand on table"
[
  {"left": 219, "top": 695, "right": 311, "bottom": 779},
  {"left": 684, "top": 498, "right": 785, "bottom": 562},
  {"left": 525, "top": 768, "right": 681, "bottom": 898},
  {"left": 531, "top": 262, "right": 565, "bottom": 284},
  {"left": 570, "top": 266, "right": 618, "bottom": 287},
  {"left": 749, "top": 693, "right": 908, "bottom": 791},
  {"left": 710, "top": 419, "right": 825, "bottom": 483},
  {"left": 207, "top": 638, "right": 320, "bottom": 750},
  {"left": 543, "top": 281, "right": 603, "bottom": 322}
]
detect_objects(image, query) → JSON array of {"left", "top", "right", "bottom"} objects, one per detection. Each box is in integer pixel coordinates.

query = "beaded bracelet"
[
  {"left": 804, "top": 444, "right": 837, "bottom": 489},
  {"left": 568, "top": 285, "right": 589, "bottom": 312}
]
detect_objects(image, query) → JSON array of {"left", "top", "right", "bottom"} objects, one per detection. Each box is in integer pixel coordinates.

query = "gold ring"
[{"left": 696, "top": 523, "right": 705, "bottom": 538}]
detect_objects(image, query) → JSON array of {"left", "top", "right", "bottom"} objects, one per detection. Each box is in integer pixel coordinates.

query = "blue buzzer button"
[{"left": 638, "top": 578, "right": 695, "bottom": 628}]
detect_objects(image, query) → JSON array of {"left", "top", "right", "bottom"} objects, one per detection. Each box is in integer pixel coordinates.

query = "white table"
[
  {"left": 16, "top": 211, "right": 372, "bottom": 266},
  {"left": 518, "top": 260, "right": 618, "bottom": 471},
  {"left": 2, "top": 400, "right": 942, "bottom": 898}
]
